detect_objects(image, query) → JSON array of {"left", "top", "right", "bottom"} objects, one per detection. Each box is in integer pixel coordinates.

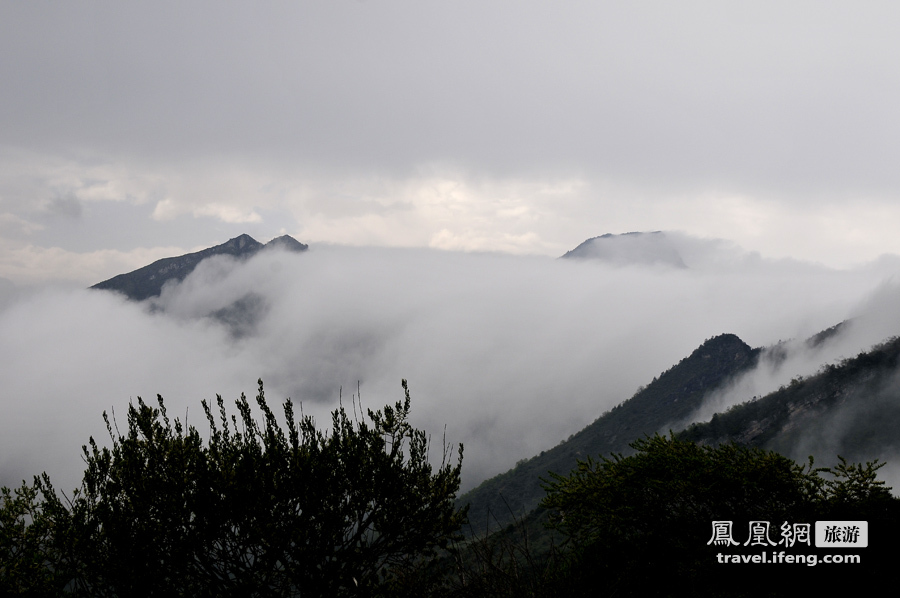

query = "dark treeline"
[
  {"left": 1, "top": 381, "right": 464, "bottom": 597},
  {"left": 2, "top": 382, "right": 898, "bottom": 597}
]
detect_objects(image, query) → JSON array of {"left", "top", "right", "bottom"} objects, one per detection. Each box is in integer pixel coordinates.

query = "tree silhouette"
[
  {"left": 540, "top": 434, "right": 899, "bottom": 597},
  {"left": 3, "top": 379, "right": 465, "bottom": 597}
]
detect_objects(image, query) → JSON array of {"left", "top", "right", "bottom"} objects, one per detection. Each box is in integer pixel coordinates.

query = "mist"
[
  {"left": 674, "top": 272, "right": 900, "bottom": 492},
  {"left": 780, "top": 364, "right": 900, "bottom": 469},
  {"left": 685, "top": 277, "right": 900, "bottom": 424},
  {"left": 1, "top": 237, "right": 897, "bottom": 493}
]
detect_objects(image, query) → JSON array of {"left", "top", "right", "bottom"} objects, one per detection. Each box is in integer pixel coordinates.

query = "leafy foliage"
[
  {"left": 539, "top": 435, "right": 899, "bottom": 597},
  {"left": 0, "top": 476, "right": 72, "bottom": 596},
  {"left": 443, "top": 504, "right": 575, "bottom": 598},
  {"left": 5, "top": 370, "right": 900, "bottom": 597},
  {"left": 542, "top": 436, "right": 822, "bottom": 543},
  {"left": 1, "top": 379, "right": 465, "bottom": 597},
  {"left": 822, "top": 456, "right": 896, "bottom": 519}
]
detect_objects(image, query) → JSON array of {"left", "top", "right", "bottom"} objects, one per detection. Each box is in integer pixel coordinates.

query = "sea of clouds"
[{"left": 2, "top": 234, "right": 899, "bottom": 493}]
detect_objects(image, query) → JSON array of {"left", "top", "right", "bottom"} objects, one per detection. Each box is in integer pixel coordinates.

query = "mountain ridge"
[
  {"left": 460, "top": 333, "right": 761, "bottom": 529},
  {"left": 460, "top": 322, "right": 900, "bottom": 532},
  {"left": 90, "top": 234, "right": 308, "bottom": 301},
  {"left": 681, "top": 335, "right": 900, "bottom": 463},
  {"left": 560, "top": 231, "right": 687, "bottom": 268}
]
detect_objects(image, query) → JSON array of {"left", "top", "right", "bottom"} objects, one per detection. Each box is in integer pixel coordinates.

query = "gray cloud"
[
  {"left": 1, "top": 239, "right": 896, "bottom": 493},
  {"left": 45, "top": 195, "right": 83, "bottom": 219},
  {"left": 3, "top": 3, "right": 900, "bottom": 276},
  {"left": 0, "top": 277, "right": 14, "bottom": 311},
  {"left": 2, "top": 2, "right": 900, "bottom": 199}
]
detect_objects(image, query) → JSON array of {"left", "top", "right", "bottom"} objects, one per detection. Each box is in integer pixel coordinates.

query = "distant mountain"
[
  {"left": 461, "top": 319, "right": 900, "bottom": 532},
  {"left": 681, "top": 335, "right": 900, "bottom": 465},
  {"left": 90, "top": 234, "right": 307, "bottom": 301},
  {"left": 262, "top": 235, "right": 309, "bottom": 254},
  {"left": 561, "top": 231, "right": 687, "bottom": 268},
  {"left": 460, "top": 333, "right": 760, "bottom": 529}
]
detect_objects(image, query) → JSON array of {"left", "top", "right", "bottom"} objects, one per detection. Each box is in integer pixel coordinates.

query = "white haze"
[
  {"left": 1, "top": 237, "right": 898, "bottom": 494},
  {"left": 685, "top": 278, "right": 900, "bottom": 424},
  {"left": 784, "top": 365, "right": 900, "bottom": 493},
  {"left": 677, "top": 275, "right": 900, "bottom": 491}
]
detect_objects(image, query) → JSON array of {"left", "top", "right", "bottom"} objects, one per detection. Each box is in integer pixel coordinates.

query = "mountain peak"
[
  {"left": 91, "top": 234, "right": 308, "bottom": 301},
  {"left": 691, "top": 333, "right": 753, "bottom": 359},
  {"left": 230, "top": 233, "right": 261, "bottom": 250},
  {"left": 264, "top": 235, "right": 309, "bottom": 253},
  {"left": 561, "top": 231, "right": 687, "bottom": 268}
]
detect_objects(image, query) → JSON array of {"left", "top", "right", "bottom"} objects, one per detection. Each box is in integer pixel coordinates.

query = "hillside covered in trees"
[
  {"left": 7, "top": 328, "right": 899, "bottom": 595},
  {"left": 682, "top": 335, "right": 900, "bottom": 461},
  {"left": 4, "top": 392, "right": 895, "bottom": 596},
  {"left": 460, "top": 334, "right": 761, "bottom": 530}
]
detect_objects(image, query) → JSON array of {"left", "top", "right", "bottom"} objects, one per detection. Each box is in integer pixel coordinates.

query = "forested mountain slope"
[
  {"left": 681, "top": 335, "right": 900, "bottom": 465},
  {"left": 460, "top": 333, "right": 760, "bottom": 530}
]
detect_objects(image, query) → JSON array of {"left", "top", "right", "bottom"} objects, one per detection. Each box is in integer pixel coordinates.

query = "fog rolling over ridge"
[
  {"left": 1, "top": 232, "right": 898, "bottom": 493},
  {"left": 684, "top": 278, "right": 900, "bottom": 426}
]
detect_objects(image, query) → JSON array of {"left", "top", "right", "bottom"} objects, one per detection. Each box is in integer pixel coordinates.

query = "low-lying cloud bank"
[
  {"left": 686, "top": 277, "right": 900, "bottom": 424},
  {"left": 1, "top": 236, "right": 898, "bottom": 492}
]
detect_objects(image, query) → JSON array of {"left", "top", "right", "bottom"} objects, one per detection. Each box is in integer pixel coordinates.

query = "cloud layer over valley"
[{"left": 3, "top": 235, "right": 899, "bottom": 494}]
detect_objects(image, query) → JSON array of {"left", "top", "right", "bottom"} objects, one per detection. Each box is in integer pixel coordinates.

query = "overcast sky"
[
  {"left": 3, "top": 1, "right": 900, "bottom": 285},
  {"left": 5, "top": 2, "right": 900, "bottom": 493}
]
